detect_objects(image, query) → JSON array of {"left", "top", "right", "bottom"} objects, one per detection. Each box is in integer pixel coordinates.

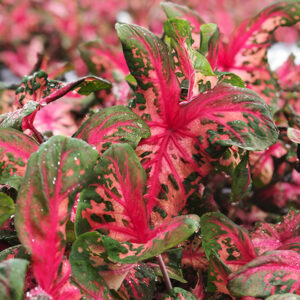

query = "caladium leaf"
[
  {"left": 206, "top": 251, "right": 231, "bottom": 294},
  {"left": 75, "top": 143, "right": 148, "bottom": 240},
  {"left": 117, "top": 23, "right": 278, "bottom": 222},
  {"left": 15, "top": 71, "right": 111, "bottom": 107},
  {"left": 75, "top": 142, "right": 199, "bottom": 261},
  {"left": 70, "top": 231, "right": 127, "bottom": 297},
  {"left": 0, "top": 128, "right": 39, "bottom": 180},
  {"left": 164, "top": 18, "right": 216, "bottom": 100},
  {"left": 163, "top": 287, "right": 198, "bottom": 300},
  {"left": 266, "top": 294, "right": 300, "bottom": 300},
  {"left": 118, "top": 263, "right": 156, "bottom": 300},
  {"left": 228, "top": 250, "right": 300, "bottom": 297},
  {"left": 201, "top": 212, "right": 256, "bottom": 270},
  {"left": 251, "top": 210, "right": 300, "bottom": 255},
  {"left": 218, "top": 1, "right": 300, "bottom": 105},
  {"left": 0, "top": 193, "right": 14, "bottom": 227},
  {"left": 73, "top": 106, "right": 150, "bottom": 154},
  {"left": 0, "top": 258, "right": 29, "bottom": 300},
  {"left": 15, "top": 136, "right": 99, "bottom": 299},
  {"left": 15, "top": 70, "right": 62, "bottom": 108},
  {"left": 10, "top": 72, "right": 111, "bottom": 137},
  {"left": 0, "top": 101, "right": 38, "bottom": 130}
]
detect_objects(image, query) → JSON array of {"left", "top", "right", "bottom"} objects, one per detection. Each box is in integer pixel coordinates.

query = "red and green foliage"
[{"left": 0, "top": 0, "right": 299, "bottom": 299}]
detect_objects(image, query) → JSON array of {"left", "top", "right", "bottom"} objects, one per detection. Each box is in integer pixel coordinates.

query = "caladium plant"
[
  {"left": 0, "top": 1, "right": 300, "bottom": 299},
  {"left": 116, "top": 20, "right": 278, "bottom": 223}
]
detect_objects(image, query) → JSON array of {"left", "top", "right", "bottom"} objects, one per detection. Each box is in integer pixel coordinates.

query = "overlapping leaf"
[
  {"left": 164, "top": 18, "right": 216, "bottom": 100},
  {"left": 0, "top": 101, "right": 38, "bottom": 130},
  {"left": 161, "top": 2, "right": 204, "bottom": 46},
  {"left": 0, "top": 128, "right": 39, "bottom": 182},
  {"left": 70, "top": 231, "right": 124, "bottom": 299},
  {"left": 201, "top": 212, "right": 256, "bottom": 293},
  {"left": 15, "top": 136, "right": 99, "bottom": 299},
  {"left": 79, "top": 40, "right": 130, "bottom": 106},
  {"left": 228, "top": 250, "right": 300, "bottom": 297},
  {"left": 117, "top": 263, "right": 156, "bottom": 300},
  {"left": 251, "top": 210, "right": 300, "bottom": 255},
  {"left": 218, "top": 1, "right": 300, "bottom": 105},
  {"left": 0, "top": 72, "right": 111, "bottom": 135},
  {"left": 75, "top": 143, "right": 199, "bottom": 261},
  {"left": 116, "top": 23, "right": 278, "bottom": 223},
  {"left": 201, "top": 212, "right": 256, "bottom": 266},
  {"left": 0, "top": 258, "right": 29, "bottom": 300},
  {"left": 73, "top": 106, "right": 150, "bottom": 154}
]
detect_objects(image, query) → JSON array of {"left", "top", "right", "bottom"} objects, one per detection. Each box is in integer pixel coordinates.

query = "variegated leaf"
[
  {"left": 73, "top": 106, "right": 150, "bottom": 154},
  {"left": 15, "top": 71, "right": 111, "bottom": 107},
  {"left": 230, "top": 152, "right": 252, "bottom": 202},
  {"left": 0, "top": 128, "right": 39, "bottom": 181},
  {"left": 228, "top": 250, "right": 300, "bottom": 297},
  {"left": 70, "top": 231, "right": 128, "bottom": 297},
  {"left": 164, "top": 18, "right": 216, "bottom": 100},
  {"left": 218, "top": 1, "right": 300, "bottom": 106},
  {"left": 251, "top": 210, "right": 300, "bottom": 255},
  {"left": 118, "top": 263, "right": 156, "bottom": 300},
  {"left": 206, "top": 251, "right": 231, "bottom": 294},
  {"left": 79, "top": 40, "right": 130, "bottom": 106},
  {"left": 75, "top": 143, "right": 148, "bottom": 241},
  {"left": 201, "top": 212, "right": 256, "bottom": 269},
  {"left": 15, "top": 136, "right": 99, "bottom": 299},
  {"left": 0, "top": 101, "right": 38, "bottom": 130},
  {"left": 0, "top": 258, "right": 29, "bottom": 300},
  {"left": 161, "top": 2, "right": 205, "bottom": 47},
  {"left": 15, "top": 71, "right": 62, "bottom": 108}
]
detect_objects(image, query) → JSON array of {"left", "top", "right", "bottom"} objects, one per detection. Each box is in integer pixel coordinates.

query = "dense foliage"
[{"left": 0, "top": 0, "right": 300, "bottom": 299}]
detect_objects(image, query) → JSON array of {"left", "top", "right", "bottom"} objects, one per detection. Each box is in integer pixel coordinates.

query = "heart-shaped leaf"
[{"left": 15, "top": 136, "right": 99, "bottom": 298}]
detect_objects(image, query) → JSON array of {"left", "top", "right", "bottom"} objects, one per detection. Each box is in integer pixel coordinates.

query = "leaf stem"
[{"left": 157, "top": 254, "right": 172, "bottom": 292}]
